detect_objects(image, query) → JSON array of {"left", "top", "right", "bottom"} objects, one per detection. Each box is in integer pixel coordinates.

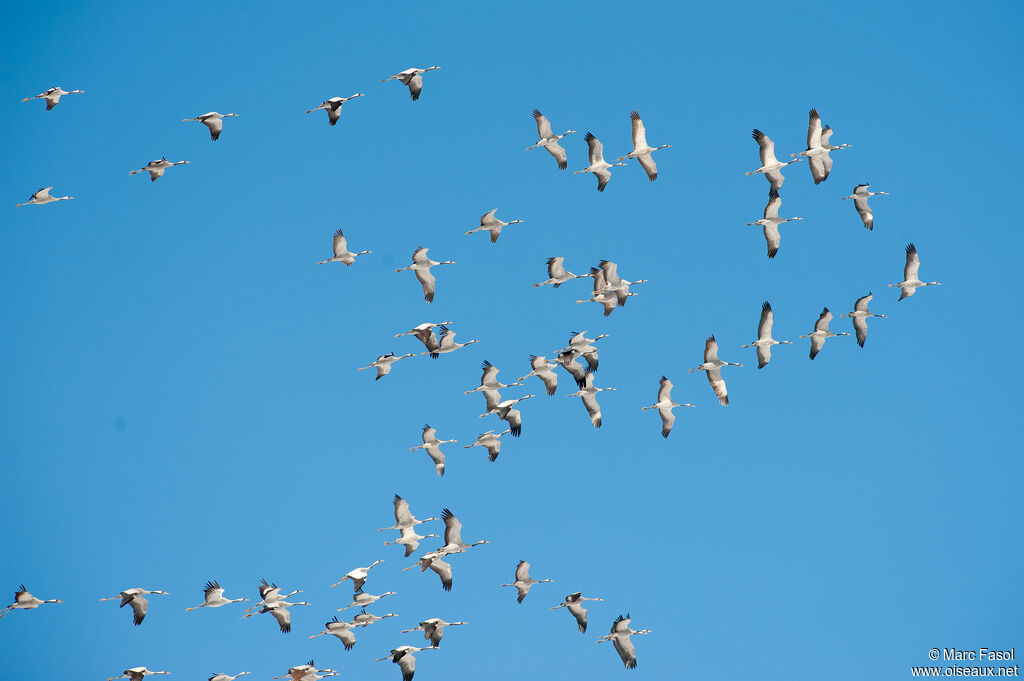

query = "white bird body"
[
  {"left": 182, "top": 111, "right": 238, "bottom": 140},
  {"left": 746, "top": 189, "right": 804, "bottom": 259},
  {"left": 742, "top": 301, "right": 793, "bottom": 368},
  {"left": 566, "top": 373, "right": 615, "bottom": 428},
  {"left": 0, "top": 585, "right": 61, "bottom": 618},
  {"left": 800, "top": 308, "right": 849, "bottom": 359},
  {"left": 560, "top": 331, "right": 608, "bottom": 372},
  {"left": 597, "top": 614, "right": 652, "bottom": 670},
  {"left": 339, "top": 589, "right": 398, "bottom": 612},
  {"left": 526, "top": 109, "right": 575, "bottom": 169},
  {"left": 552, "top": 592, "right": 603, "bottom": 633},
  {"left": 185, "top": 580, "right": 247, "bottom": 611},
  {"left": 129, "top": 158, "right": 190, "bottom": 182},
  {"left": 500, "top": 560, "right": 553, "bottom": 603},
  {"left": 746, "top": 129, "right": 801, "bottom": 192},
  {"left": 841, "top": 292, "right": 887, "bottom": 347},
  {"left": 21, "top": 86, "right": 84, "bottom": 110},
  {"left": 99, "top": 587, "right": 169, "bottom": 626},
  {"left": 575, "top": 132, "right": 626, "bottom": 191},
  {"left": 381, "top": 67, "right": 440, "bottom": 101},
  {"left": 15, "top": 186, "right": 73, "bottom": 207},
  {"left": 641, "top": 376, "right": 695, "bottom": 438},
  {"left": 306, "top": 94, "right": 364, "bottom": 125},
  {"left": 358, "top": 353, "right": 415, "bottom": 380},
  {"left": 272, "top": 661, "right": 338, "bottom": 681},
  {"left": 317, "top": 228, "right": 371, "bottom": 265},
  {"left": 331, "top": 560, "right": 385, "bottom": 591},
  {"left": 396, "top": 247, "right": 455, "bottom": 303},
  {"left": 841, "top": 184, "right": 889, "bottom": 230},
  {"left": 616, "top": 110, "right": 670, "bottom": 181},
  {"left": 410, "top": 424, "right": 457, "bottom": 476},
  {"left": 689, "top": 335, "right": 742, "bottom": 406},
  {"left": 889, "top": 243, "right": 941, "bottom": 301},
  {"left": 466, "top": 208, "right": 523, "bottom": 243}
]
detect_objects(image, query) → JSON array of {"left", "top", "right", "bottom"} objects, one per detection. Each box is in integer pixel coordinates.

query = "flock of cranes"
[{"left": 13, "top": 54, "right": 943, "bottom": 680}]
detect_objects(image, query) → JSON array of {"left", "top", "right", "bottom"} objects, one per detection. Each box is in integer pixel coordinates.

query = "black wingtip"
[{"left": 531, "top": 108, "right": 542, "bottom": 118}]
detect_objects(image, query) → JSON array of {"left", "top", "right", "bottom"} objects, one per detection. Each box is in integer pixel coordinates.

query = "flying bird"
[
  {"left": 464, "top": 429, "right": 513, "bottom": 462},
  {"left": 741, "top": 301, "right": 793, "bottom": 368},
  {"left": 244, "top": 579, "right": 301, "bottom": 613},
  {"left": 357, "top": 353, "right": 415, "bottom": 380},
  {"left": 560, "top": 331, "right": 608, "bottom": 372},
  {"left": 689, "top": 335, "right": 742, "bottom": 405},
  {"left": 746, "top": 189, "right": 804, "bottom": 258},
  {"left": 480, "top": 394, "right": 534, "bottom": 436},
  {"left": 437, "top": 507, "right": 491, "bottom": 555},
  {"left": 466, "top": 209, "right": 523, "bottom": 243},
  {"left": 533, "top": 257, "right": 587, "bottom": 288},
  {"left": 317, "top": 228, "right": 371, "bottom": 265},
  {"left": 396, "top": 247, "right": 455, "bottom": 303},
  {"left": 21, "top": 86, "right": 84, "bottom": 110},
  {"left": 381, "top": 67, "right": 441, "bottom": 101},
  {"left": 208, "top": 673, "right": 250, "bottom": 681},
  {"left": 185, "top": 580, "right": 247, "bottom": 611},
  {"left": 556, "top": 349, "right": 588, "bottom": 388},
  {"left": 402, "top": 618, "right": 467, "bottom": 647},
  {"left": 338, "top": 589, "right": 398, "bottom": 611},
  {"left": 616, "top": 110, "right": 671, "bottom": 181},
  {"left": 526, "top": 109, "right": 576, "bottom": 169},
  {"left": 395, "top": 321, "right": 452, "bottom": 357},
  {"left": 129, "top": 158, "right": 190, "bottom": 182},
  {"left": 597, "top": 614, "right": 652, "bottom": 670},
  {"left": 840, "top": 184, "right": 889, "bottom": 230},
  {"left": 840, "top": 293, "right": 887, "bottom": 347},
  {"left": 746, "top": 129, "right": 800, "bottom": 192},
  {"left": 566, "top": 373, "right": 616, "bottom": 428},
  {"left": 182, "top": 112, "right": 238, "bottom": 140},
  {"left": 551, "top": 592, "right": 603, "bottom": 633},
  {"left": 305, "top": 94, "right": 364, "bottom": 125},
  {"left": 309, "top": 616, "right": 360, "bottom": 650},
  {"left": 0, "top": 585, "right": 61, "bottom": 618},
  {"left": 410, "top": 424, "right": 457, "bottom": 476},
  {"left": 99, "top": 588, "right": 169, "bottom": 626},
  {"left": 641, "top": 376, "right": 695, "bottom": 438},
  {"left": 500, "top": 561, "right": 554, "bottom": 603},
  {"left": 402, "top": 555, "right": 453, "bottom": 592},
  {"left": 791, "top": 108, "right": 832, "bottom": 184},
  {"left": 575, "top": 132, "right": 626, "bottom": 191},
  {"left": 518, "top": 355, "right": 559, "bottom": 396},
  {"left": 272, "top": 661, "right": 337, "bottom": 681},
  {"left": 375, "top": 646, "right": 436, "bottom": 681},
  {"left": 243, "top": 599, "right": 311, "bottom": 633},
  {"left": 331, "top": 560, "right": 385, "bottom": 592},
  {"left": 352, "top": 608, "right": 399, "bottom": 628},
  {"left": 108, "top": 668, "right": 170, "bottom": 681},
  {"left": 378, "top": 494, "right": 439, "bottom": 532},
  {"left": 889, "top": 243, "right": 942, "bottom": 301},
  {"left": 800, "top": 308, "right": 849, "bottom": 359},
  {"left": 385, "top": 527, "right": 438, "bottom": 557},
  {"left": 15, "top": 186, "right": 73, "bottom": 207}
]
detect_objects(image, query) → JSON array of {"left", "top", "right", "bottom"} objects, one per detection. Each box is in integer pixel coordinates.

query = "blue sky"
[{"left": 2, "top": 1, "right": 1022, "bottom": 679}]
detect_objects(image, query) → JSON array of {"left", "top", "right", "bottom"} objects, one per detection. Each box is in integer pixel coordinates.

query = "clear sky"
[{"left": 2, "top": 1, "right": 1022, "bottom": 679}]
